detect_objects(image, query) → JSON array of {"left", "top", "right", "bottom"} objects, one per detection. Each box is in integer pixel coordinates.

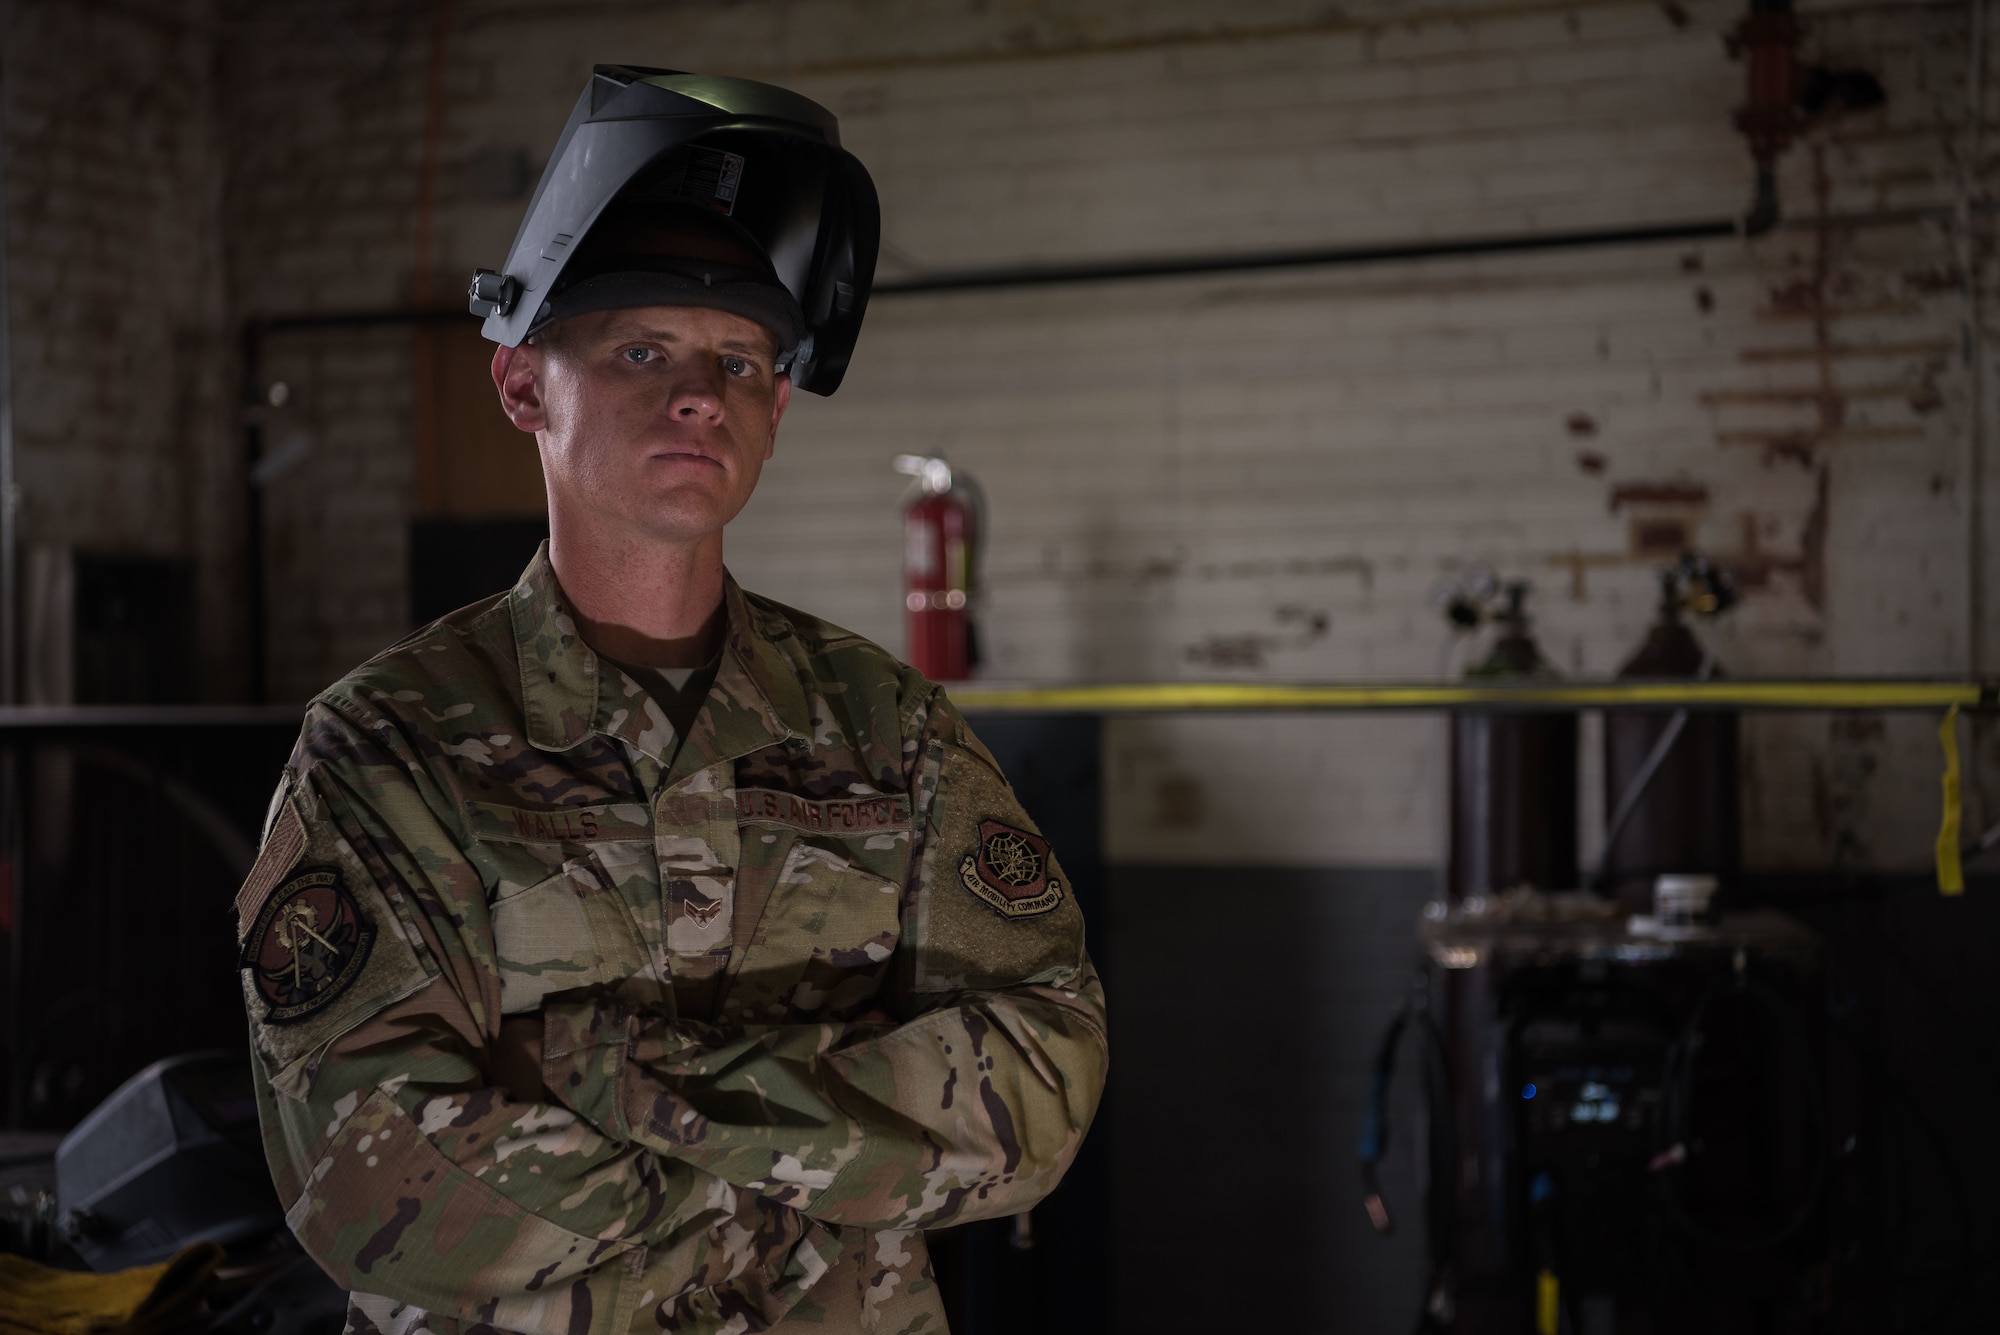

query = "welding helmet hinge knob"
[
  {"left": 467, "top": 269, "right": 520, "bottom": 318},
  {"left": 777, "top": 332, "right": 814, "bottom": 377}
]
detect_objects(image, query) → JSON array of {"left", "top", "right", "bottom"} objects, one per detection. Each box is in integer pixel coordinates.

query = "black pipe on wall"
[{"left": 872, "top": 218, "right": 1740, "bottom": 295}]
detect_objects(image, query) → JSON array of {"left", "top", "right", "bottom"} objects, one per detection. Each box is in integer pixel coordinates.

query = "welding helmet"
[{"left": 469, "top": 65, "right": 879, "bottom": 395}]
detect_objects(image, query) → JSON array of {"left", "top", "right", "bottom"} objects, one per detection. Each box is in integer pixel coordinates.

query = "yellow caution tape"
[
  {"left": 1938, "top": 705, "right": 1965, "bottom": 896},
  {"left": 949, "top": 679, "right": 1990, "bottom": 713},
  {"left": 1536, "top": 1270, "right": 1561, "bottom": 1335}
]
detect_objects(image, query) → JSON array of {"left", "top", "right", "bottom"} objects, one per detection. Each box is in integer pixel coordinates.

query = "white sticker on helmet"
[{"left": 633, "top": 145, "right": 745, "bottom": 217}]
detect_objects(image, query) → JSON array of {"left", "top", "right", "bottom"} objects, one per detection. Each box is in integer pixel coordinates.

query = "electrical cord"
[
  {"left": 1806, "top": 990, "right": 1970, "bottom": 1331},
  {"left": 1771, "top": 887, "right": 1981, "bottom": 1332},
  {"left": 1870, "top": 1054, "right": 1972, "bottom": 1334},
  {"left": 1358, "top": 978, "right": 1458, "bottom": 1332},
  {"left": 1654, "top": 964, "right": 1826, "bottom": 1253},
  {"left": 1821, "top": 914, "right": 1979, "bottom": 1333}
]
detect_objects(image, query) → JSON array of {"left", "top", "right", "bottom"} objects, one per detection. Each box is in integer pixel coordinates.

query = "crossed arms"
[{"left": 244, "top": 699, "right": 1107, "bottom": 1334}]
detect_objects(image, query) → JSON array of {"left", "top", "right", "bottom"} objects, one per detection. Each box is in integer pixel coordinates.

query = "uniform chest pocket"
[
  {"left": 491, "top": 856, "right": 654, "bottom": 1016},
  {"left": 722, "top": 839, "right": 904, "bottom": 1026}
]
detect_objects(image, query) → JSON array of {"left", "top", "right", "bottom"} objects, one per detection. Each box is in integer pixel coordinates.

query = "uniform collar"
[{"left": 510, "top": 542, "right": 800, "bottom": 767}]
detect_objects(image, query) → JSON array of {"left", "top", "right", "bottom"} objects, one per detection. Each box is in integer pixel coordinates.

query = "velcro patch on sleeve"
[
  {"left": 236, "top": 790, "right": 307, "bottom": 942},
  {"left": 914, "top": 742, "right": 1087, "bottom": 994},
  {"left": 239, "top": 866, "right": 376, "bottom": 1026},
  {"left": 234, "top": 777, "right": 438, "bottom": 1077},
  {"left": 241, "top": 866, "right": 435, "bottom": 1076},
  {"left": 957, "top": 821, "right": 1065, "bottom": 919}
]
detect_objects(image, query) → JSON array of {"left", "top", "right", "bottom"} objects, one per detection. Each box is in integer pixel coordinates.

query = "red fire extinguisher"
[{"left": 894, "top": 454, "right": 982, "bottom": 681}]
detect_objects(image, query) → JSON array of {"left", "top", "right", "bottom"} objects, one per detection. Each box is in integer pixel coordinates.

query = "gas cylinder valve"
[
  {"left": 1662, "top": 551, "right": 1738, "bottom": 622},
  {"left": 1432, "top": 568, "right": 1555, "bottom": 677}
]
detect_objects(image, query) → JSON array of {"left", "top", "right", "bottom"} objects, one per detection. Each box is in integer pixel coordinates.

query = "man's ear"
[
  {"left": 492, "top": 342, "right": 548, "bottom": 433},
  {"left": 765, "top": 374, "right": 792, "bottom": 460}
]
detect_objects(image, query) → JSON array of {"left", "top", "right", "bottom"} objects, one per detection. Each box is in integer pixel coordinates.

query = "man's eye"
[
  {"left": 622, "top": 347, "right": 654, "bottom": 363},
  {"left": 723, "top": 357, "right": 750, "bottom": 377}
]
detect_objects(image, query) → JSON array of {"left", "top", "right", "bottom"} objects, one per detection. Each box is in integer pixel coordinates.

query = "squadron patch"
[
  {"left": 239, "top": 866, "right": 376, "bottom": 1025},
  {"left": 958, "top": 820, "right": 1065, "bottom": 919}
]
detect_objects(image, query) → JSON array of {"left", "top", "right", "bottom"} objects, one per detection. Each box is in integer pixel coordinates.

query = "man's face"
[{"left": 493, "top": 304, "right": 792, "bottom": 545}]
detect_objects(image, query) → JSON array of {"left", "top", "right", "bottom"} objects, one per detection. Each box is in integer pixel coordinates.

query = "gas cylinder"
[
  {"left": 1599, "top": 557, "right": 1740, "bottom": 912},
  {"left": 1447, "top": 581, "right": 1579, "bottom": 900},
  {"left": 894, "top": 455, "right": 982, "bottom": 681}
]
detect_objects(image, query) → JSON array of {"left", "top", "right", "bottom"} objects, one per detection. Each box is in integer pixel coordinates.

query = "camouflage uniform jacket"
[{"left": 234, "top": 546, "right": 1108, "bottom": 1335}]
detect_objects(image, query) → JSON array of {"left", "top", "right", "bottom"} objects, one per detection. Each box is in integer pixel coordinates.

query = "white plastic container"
[{"left": 1653, "top": 873, "right": 1719, "bottom": 930}]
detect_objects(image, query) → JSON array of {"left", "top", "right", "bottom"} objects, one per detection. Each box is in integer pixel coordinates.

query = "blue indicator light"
[{"left": 1522, "top": 1083, "right": 1537, "bottom": 1099}]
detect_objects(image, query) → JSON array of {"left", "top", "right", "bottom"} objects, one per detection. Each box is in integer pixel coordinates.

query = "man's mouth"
[{"left": 648, "top": 444, "right": 725, "bottom": 467}]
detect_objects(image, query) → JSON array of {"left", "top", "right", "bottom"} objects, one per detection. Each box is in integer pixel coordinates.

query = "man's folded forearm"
[{"left": 540, "top": 973, "right": 1108, "bottom": 1230}]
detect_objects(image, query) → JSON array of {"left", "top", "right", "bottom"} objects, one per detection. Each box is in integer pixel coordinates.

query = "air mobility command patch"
[
  {"left": 958, "top": 820, "right": 1065, "bottom": 919},
  {"left": 240, "top": 866, "right": 376, "bottom": 1025}
]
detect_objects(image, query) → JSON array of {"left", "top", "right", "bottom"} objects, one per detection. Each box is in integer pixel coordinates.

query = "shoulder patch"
[
  {"left": 957, "top": 821, "right": 1065, "bottom": 919},
  {"left": 236, "top": 793, "right": 306, "bottom": 940},
  {"left": 914, "top": 741, "right": 1087, "bottom": 993},
  {"left": 239, "top": 866, "right": 376, "bottom": 1025}
]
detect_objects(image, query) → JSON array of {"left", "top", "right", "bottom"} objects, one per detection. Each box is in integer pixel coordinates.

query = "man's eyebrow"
[{"left": 602, "top": 321, "right": 688, "bottom": 342}]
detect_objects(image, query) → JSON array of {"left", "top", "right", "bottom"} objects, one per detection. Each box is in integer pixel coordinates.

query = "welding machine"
[{"left": 1362, "top": 894, "right": 1827, "bottom": 1333}]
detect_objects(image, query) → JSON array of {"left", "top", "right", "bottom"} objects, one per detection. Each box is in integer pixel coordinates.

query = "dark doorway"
[{"left": 409, "top": 518, "right": 550, "bottom": 625}]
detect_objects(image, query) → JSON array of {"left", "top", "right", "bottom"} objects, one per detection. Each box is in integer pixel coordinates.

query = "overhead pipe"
[{"left": 870, "top": 219, "right": 1743, "bottom": 296}]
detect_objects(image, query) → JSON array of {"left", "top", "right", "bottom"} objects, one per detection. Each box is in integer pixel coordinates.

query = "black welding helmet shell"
[{"left": 470, "top": 65, "right": 879, "bottom": 395}]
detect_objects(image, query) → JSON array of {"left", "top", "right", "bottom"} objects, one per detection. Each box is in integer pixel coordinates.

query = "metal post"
[
  {"left": 1963, "top": 0, "right": 1990, "bottom": 676},
  {"left": 0, "top": 0, "right": 22, "bottom": 1124},
  {"left": 0, "top": 1, "right": 17, "bottom": 707}
]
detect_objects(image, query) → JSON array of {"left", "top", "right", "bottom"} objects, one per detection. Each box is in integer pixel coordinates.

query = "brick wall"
[
  {"left": 147, "top": 0, "right": 2000, "bottom": 869},
  {"left": 2, "top": 0, "right": 242, "bottom": 697}
]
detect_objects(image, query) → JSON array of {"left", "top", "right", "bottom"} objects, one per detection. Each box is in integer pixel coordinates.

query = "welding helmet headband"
[{"left": 470, "top": 65, "right": 880, "bottom": 395}]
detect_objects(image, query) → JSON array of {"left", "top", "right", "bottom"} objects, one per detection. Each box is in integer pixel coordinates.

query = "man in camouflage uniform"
[{"left": 233, "top": 67, "right": 1106, "bottom": 1335}]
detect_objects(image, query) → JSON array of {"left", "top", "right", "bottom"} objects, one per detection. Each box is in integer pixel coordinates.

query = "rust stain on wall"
[
  {"left": 1193, "top": 555, "right": 1374, "bottom": 588},
  {"left": 1630, "top": 516, "right": 1691, "bottom": 557},
  {"left": 1899, "top": 265, "right": 1961, "bottom": 295},
  {"left": 1728, "top": 467, "right": 1828, "bottom": 611},
  {"left": 1760, "top": 433, "right": 1818, "bottom": 469},
  {"left": 1183, "top": 602, "right": 1333, "bottom": 669},
  {"left": 1610, "top": 480, "right": 1710, "bottom": 511},
  {"left": 1185, "top": 635, "right": 1267, "bottom": 669},
  {"left": 1906, "top": 364, "right": 1944, "bottom": 414},
  {"left": 1798, "top": 466, "right": 1828, "bottom": 611}
]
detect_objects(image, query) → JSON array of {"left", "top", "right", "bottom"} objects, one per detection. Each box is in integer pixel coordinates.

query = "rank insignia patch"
[
  {"left": 239, "top": 866, "right": 376, "bottom": 1025},
  {"left": 958, "top": 820, "right": 1065, "bottom": 919}
]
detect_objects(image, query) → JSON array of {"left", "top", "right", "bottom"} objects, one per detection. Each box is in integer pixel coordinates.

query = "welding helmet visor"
[{"left": 470, "top": 65, "right": 879, "bottom": 395}]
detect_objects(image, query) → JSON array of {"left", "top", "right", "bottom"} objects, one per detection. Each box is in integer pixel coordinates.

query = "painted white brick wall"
[{"left": 212, "top": 0, "right": 1995, "bottom": 871}]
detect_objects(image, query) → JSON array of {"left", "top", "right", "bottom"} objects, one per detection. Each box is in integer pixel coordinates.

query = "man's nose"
[{"left": 665, "top": 362, "right": 726, "bottom": 421}]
